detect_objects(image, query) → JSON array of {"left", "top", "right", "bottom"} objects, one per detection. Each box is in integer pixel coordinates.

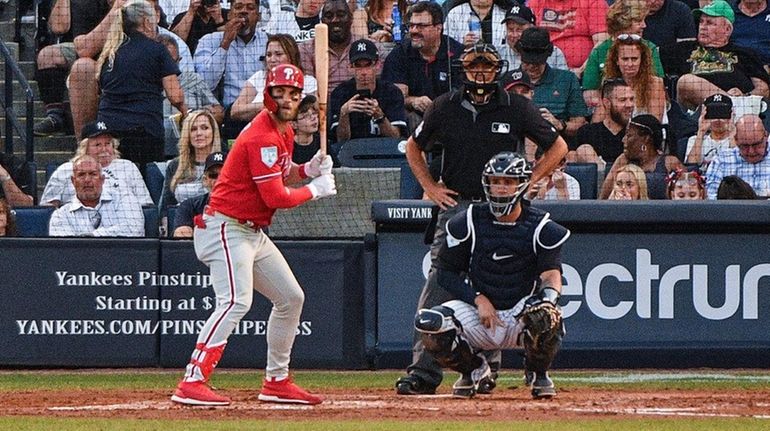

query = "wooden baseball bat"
[{"left": 314, "top": 23, "right": 329, "bottom": 155}]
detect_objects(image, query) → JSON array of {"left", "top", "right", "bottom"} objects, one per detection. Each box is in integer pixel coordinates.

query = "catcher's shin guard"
[
  {"left": 183, "top": 342, "right": 226, "bottom": 383},
  {"left": 415, "top": 306, "right": 482, "bottom": 375}
]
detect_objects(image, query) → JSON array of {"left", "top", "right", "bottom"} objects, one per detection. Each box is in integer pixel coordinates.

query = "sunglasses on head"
[
  {"left": 617, "top": 33, "right": 642, "bottom": 43},
  {"left": 629, "top": 120, "right": 653, "bottom": 134}
]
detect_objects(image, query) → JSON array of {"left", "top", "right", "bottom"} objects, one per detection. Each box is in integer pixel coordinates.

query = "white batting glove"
[
  {"left": 304, "top": 150, "right": 333, "bottom": 178},
  {"left": 307, "top": 173, "right": 337, "bottom": 199}
]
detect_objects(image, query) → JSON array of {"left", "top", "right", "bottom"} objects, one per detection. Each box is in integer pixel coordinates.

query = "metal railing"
[{"left": 0, "top": 35, "right": 34, "bottom": 163}]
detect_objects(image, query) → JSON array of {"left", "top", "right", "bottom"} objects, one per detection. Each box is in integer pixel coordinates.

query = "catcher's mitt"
[{"left": 520, "top": 301, "right": 562, "bottom": 338}]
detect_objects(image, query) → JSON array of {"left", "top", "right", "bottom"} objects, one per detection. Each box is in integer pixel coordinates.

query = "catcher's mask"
[
  {"left": 482, "top": 151, "right": 532, "bottom": 217},
  {"left": 458, "top": 43, "right": 505, "bottom": 105},
  {"left": 263, "top": 64, "right": 305, "bottom": 114}
]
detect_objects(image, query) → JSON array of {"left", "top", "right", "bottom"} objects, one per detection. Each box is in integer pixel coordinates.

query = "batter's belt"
[{"left": 203, "top": 206, "right": 266, "bottom": 232}]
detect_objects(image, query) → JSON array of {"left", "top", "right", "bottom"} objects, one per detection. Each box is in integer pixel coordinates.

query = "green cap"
[{"left": 693, "top": 0, "right": 735, "bottom": 24}]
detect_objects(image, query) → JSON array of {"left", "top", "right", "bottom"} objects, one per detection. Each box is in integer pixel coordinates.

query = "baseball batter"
[
  {"left": 415, "top": 152, "right": 569, "bottom": 399},
  {"left": 171, "top": 64, "right": 336, "bottom": 407}
]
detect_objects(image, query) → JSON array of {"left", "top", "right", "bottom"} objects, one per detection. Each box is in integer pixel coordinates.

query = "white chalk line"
[
  {"left": 498, "top": 373, "right": 770, "bottom": 384},
  {"left": 47, "top": 399, "right": 442, "bottom": 412},
  {"left": 566, "top": 406, "right": 770, "bottom": 419}
]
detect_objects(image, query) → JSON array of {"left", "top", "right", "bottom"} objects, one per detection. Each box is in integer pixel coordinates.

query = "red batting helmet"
[{"left": 263, "top": 64, "right": 304, "bottom": 114}]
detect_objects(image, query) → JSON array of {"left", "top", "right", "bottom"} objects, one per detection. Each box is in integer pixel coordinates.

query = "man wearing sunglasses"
[
  {"left": 705, "top": 114, "right": 770, "bottom": 199},
  {"left": 172, "top": 151, "right": 226, "bottom": 238}
]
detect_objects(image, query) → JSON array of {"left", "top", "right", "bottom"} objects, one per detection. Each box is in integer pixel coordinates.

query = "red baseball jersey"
[{"left": 208, "top": 110, "right": 295, "bottom": 226}]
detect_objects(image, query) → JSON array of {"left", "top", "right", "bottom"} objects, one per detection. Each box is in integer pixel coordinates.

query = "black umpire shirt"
[{"left": 413, "top": 85, "right": 559, "bottom": 200}]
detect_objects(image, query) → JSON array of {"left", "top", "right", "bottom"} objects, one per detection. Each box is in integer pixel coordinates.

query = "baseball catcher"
[{"left": 414, "top": 152, "right": 569, "bottom": 399}]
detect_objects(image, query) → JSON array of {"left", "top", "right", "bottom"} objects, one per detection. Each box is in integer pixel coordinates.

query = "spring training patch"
[{"left": 261, "top": 146, "right": 278, "bottom": 167}]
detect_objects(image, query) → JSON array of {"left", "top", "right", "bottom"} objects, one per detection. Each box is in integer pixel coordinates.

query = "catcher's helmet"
[
  {"left": 459, "top": 43, "right": 505, "bottom": 104},
  {"left": 263, "top": 64, "right": 304, "bottom": 114},
  {"left": 482, "top": 152, "right": 532, "bottom": 217}
]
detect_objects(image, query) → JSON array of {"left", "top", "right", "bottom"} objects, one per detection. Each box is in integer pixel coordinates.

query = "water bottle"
[
  {"left": 392, "top": 3, "right": 402, "bottom": 43},
  {"left": 468, "top": 13, "right": 481, "bottom": 41}
]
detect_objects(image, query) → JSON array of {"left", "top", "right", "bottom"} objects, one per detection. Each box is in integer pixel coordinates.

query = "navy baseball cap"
[
  {"left": 349, "top": 39, "right": 378, "bottom": 63},
  {"left": 204, "top": 151, "right": 226, "bottom": 171},
  {"left": 501, "top": 68, "right": 533, "bottom": 91},
  {"left": 501, "top": 4, "right": 536, "bottom": 25},
  {"left": 703, "top": 93, "right": 733, "bottom": 120},
  {"left": 82, "top": 121, "right": 119, "bottom": 139}
]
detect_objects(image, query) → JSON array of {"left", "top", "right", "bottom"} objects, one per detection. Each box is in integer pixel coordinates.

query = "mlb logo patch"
[
  {"left": 261, "top": 146, "right": 278, "bottom": 167},
  {"left": 491, "top": 122, "right": 510, "bottom": 134}
]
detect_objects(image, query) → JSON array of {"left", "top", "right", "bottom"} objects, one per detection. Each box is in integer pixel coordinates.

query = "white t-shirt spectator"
[{"left": 41, "top": 159, "right": 153, "bottom": 207}]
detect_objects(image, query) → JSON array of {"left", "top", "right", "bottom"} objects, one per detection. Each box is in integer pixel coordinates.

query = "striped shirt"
[{"left": 705, "top": 144, "right": 770, "bottom": 199}]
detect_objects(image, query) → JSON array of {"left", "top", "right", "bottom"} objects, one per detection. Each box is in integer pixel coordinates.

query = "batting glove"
[
  {"left": 303, "top": 150, "right": 333, "bottom": 178},
  {"left": 307, "top": 173, "right": 337, "bottom": 199}
]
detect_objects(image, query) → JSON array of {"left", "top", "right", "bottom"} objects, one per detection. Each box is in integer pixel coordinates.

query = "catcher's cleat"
[
  {"left": 395, "top": 374, "right": 437, "bottom": 395},
  {"left": 452, "top": 373, "right": 475, "bottom": 398},
  {"left": 524, "top": 370, "right": 536, "bottom": 387},
  {"left": 476, "top": 370, "right": 498, "bottom": 394},
  {"left": 171, "top": 381, "right": 231, "bottom": 406},
  {"left": 258, "top": 376, "right": 323, "bottom": 405},
  {"left": 531, "top": 371, "right": 556, "bottom": 399}
]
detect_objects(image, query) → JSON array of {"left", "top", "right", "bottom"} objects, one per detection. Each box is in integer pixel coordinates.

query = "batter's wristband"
[{"left": 298, "top": 163, "right": 309, "bottom": 179}]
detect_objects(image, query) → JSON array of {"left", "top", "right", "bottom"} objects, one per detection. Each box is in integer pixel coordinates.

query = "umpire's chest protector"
[{"left": 468, "top": 205, "right": 546, "bottom": 310}]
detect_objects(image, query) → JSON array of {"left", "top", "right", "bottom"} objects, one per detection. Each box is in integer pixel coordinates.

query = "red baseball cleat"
[
  {"left": 171, "top": 381, "right": 231, "bottom": 406},
  {"left": 258, "top": 376, "right": 323, "bottom": 405}
]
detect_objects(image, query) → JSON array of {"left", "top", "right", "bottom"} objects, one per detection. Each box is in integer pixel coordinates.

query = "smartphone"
[{"left": 357, "top": 89, "right": 371, "bottom": 100}]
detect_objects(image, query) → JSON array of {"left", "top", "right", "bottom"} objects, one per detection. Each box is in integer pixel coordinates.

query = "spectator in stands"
[
  {"left": 194, "top": 0, "right": 267, "bottom": 108},
  {"left": 68, "top": 0, "right": 195, "bottom": 141},
  {"left": 602, "top": 34, "right": 667, "bottom": 122},
  {"left": 41, "top": 121, "right": 154, "bottom": 208},
  {"left": 292, "top": 96, "right": 323, "bottom": 164},
  {"left": 716, "top": 174, "right": 760, "bottom": 199},
  {"left": 48, "top": 155, "right": 145, "bottom": 237},
  {"left": 33, "top": 0, "right": 111, "bottom": 137},
  {"left": 528, "top": 0, "right": 609, "bottom": 74},
  {"left": 582, "top": 0, "right": 665, "bottom": 113},
  {"left": 96, "top": 0, "right": 188, "bottom": 172},
  {"left": 231, "top": 33, "right": 318, "bottom": 122},
  {"left": 159, "top": 34, "right": 225, "bottom": 158},
  {"left": 267, "top": 0, "right": 324, "bottom": 42},
  {"left": 601, "top": 114, "right": 683, "bottom": 199},
  {"left": 683, "top": 93, "right": 735, "bottom": 167},
  {"left": 501, "top": 67, "right": 535, "bottom": 99},
  {"left": 382, "top": 1, "right": 463, "bottom": 133},
  {"left": 705, "top": 114, "right": 770, "bottom": 199},
  {"left": 607, "top": 163, "right": 649, "bottom": 200},
  {"left": 660, "top": 1, "right": 770, "bottom": 111},
  {"left": 666, "top": 168, "right": 706, "bottom": 199},
  {"left": 351, "top": 0, "right": 407, "bottom": 42},
  {"left": 300, "top": 0, "right": 387, "bottom": 96},
  {"left": 497, "top": 4, "right": 568, "bottom": 72},
  {"left": 643, "top": 0, "right": 697, "bottom": 48},
  {"left": 516, "top": 28, "right": 588, "bottom": 140},
  {"left": 161, "top": 0, "right": 194, "bottom": 19},
  {"left": 570, "top": 78, "right": 635, "bottom": 167},
  {"left": 731, "top": 0, "right": 770, "bottom": 66},
  {"left": 162, "top": 110, "right": 223, "bottom": 208},
  {"left": 172, "top": 151, "right": 225, "bottom": 237},
  {"left": 444, "top": 0, "right": 508, "bottom": 49},
  {"left": 329, "top": 38, "right": 408, "bottom": 142},
  {"left": 170, "top": 0, "right": 229, "bottom": 53},
  {"left": 0, "top": 151, "right": 33, "bottom": 207},
  {"left": 527, "top": 156, "right": 580, "bottom": 200},
  {"left": 0, "top": 198, "right": 17, "bottom": 237}
]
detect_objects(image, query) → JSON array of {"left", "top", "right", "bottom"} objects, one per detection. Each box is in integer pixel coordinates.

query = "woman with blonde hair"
[
  {"left": 161, "top": 110, "right": 222, "bottom": 207},
  {"left": 607, "top": 163, "right": 649, "bottom": 200},
  {"left": 40, "top": 122, "right": 153, "bottom": 207},
  {"left": 96, "top": 0, "right": 187, "bottom": 171},
  {"left": 231, "top": 33, "right": 317, "bottom": 122}
]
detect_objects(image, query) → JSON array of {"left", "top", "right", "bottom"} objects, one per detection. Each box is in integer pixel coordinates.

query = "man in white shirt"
[{"left": 49, "top": 155, "right": 145, "bottom": 237}]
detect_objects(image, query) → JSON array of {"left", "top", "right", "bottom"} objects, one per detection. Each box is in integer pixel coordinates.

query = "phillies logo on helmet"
[{"left": 266, "top": 64, "right": 304, "bottom": 90}]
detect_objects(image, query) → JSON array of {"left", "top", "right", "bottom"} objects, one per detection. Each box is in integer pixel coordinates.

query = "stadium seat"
[
  {"left": 13, "top": 206, "right": 55, "bottom": 237},
  {"left": 399, "top": 161, "right": 423, "bottom": 199},
  {"left": 337, "top": 138, "right": 406, "bottom": 168},
  {"left": 564, "top": 163, "right": 598, "bottom": 200},
  {"left": 145, "top": 161, "right": 167, "bottom": 206},
  {"left": 45, "top": 162, "right": 60, "bottom": 182},
  {"left": 143, "top": 206, "right": 159, "bottom": 238},
  {"left": 26, "top": 161, "right": 37, "bottom": 205}
]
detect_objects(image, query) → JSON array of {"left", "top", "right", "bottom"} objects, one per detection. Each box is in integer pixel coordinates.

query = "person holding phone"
[
  {"left": 329, "top": 38, "right": 408, "bottom": 142},
  {"left": 170, "top": 0, "right": 229, "bottom": 54}
]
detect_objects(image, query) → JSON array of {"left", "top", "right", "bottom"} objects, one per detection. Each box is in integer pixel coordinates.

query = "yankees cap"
[
  {"left": 204, "top": 151, "right": 226, "bottom": 172},
  {"left": 501, "top": 4, "right": 536, "bottom": 25},
  {"left": 349, "top": 39, "right": 378, "bottom": 63},
  {"left": 703, "top": 93, "right": 733, "bottom": 120},
  {"left": 81, "top": 121, "right": 119, "bottom": 139}
]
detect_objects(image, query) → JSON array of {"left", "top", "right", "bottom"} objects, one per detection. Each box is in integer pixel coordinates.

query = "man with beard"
[
  {"left": 299, "top": 0, "right": 387, "bottom": 97},
  {"left": 570, "top": 78, "right": 635, "bottom": 166},
  {"left": 171, "top": 64, "right": 337, "bottom": 406}
]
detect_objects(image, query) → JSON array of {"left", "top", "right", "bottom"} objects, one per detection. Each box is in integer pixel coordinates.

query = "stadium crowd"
[{"left": 2, "top": 0, "right": 769, "bottom": 236}]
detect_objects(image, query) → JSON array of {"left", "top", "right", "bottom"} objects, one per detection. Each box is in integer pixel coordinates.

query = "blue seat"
[
  {"left": 564, "top": 163, "right": 598, "bottom": 200},
  {"left": 337, "top": 138, "right": 406, "bottom": 168},
  {"left": 13, "top": 206, "right": 55, "bottom": 237},
  {"left": 45, "top": 161, "right": 60, "bottom": 182},
  {"left": 145, "top": 162, "right": 166, "bottom": 205},
  {"left": 143, "top": 206, "right": 159, "bottom": 238},
  {"left": 399, "top": 161, "right": 423, "bottom": 199},
  {"left": 26, "top": 161, "right": 37, "bottom": 205}
]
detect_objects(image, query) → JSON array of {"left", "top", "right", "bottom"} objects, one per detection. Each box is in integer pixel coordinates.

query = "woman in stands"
[
  {"left": 351, "top": 0, "right": 408, "bottom": 42},
  {"left": 230, "top": 33, "right": 317, "bottom": 122},
  {"left": 602, "top": 33, "right": 666, "bottom": 123},
  {"left": 607, "top": 164, "right": 648, "bottom": 200},
  {"left": 666, "top": 168, "right": 706, "bottom": 200},
  {"left": 96, "top": 0, "right": 187, "bottom": 172},
  {"left": 40, "top": 122, "right": 154, "bottom": 208},
  {"left": 0, "top": 198, "right": 17, "bottom": 237},
  {"left": 161, "top": 110, "right": 222, "bottom": 208}
]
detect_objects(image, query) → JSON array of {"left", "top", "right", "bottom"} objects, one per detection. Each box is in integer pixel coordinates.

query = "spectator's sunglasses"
[{"left": 617, "top": 34, "right": 642, "bottom": 43}]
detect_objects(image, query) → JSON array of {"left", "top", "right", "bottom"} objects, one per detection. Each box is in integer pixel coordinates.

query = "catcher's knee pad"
[
  {"left": 523, "top": 320, "right": 564, "bottom": 373},
  {"left": 415, "top": 306, "right": 481, "bottom": 374}
]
